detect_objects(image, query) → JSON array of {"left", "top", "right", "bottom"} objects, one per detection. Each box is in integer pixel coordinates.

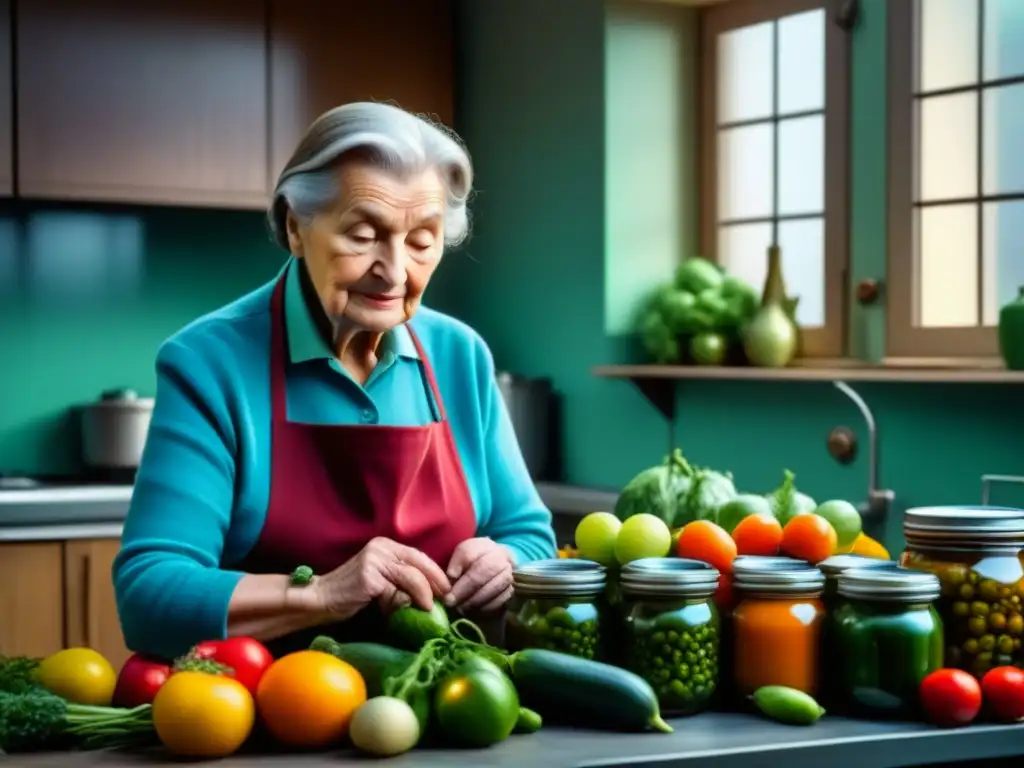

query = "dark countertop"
[{"left": 12, "top": 713, "right": 1024, "bottom": 767}]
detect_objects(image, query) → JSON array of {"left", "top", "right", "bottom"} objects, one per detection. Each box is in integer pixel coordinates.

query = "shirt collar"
[{"left": 283, "top": 258, "right": 420, "bottom": 364}]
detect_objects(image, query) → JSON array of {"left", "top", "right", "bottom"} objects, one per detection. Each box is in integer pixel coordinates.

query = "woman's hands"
[
  {"left": 444, "top": 537, "right": 515, "bottom": 613},
  {"left": 311, "top": 537, "right": 451, "bottom": 621}
]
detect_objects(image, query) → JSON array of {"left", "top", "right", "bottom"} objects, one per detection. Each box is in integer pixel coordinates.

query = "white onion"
[{"left": 349, "top": 696, "right": 421, "bottom": 757}]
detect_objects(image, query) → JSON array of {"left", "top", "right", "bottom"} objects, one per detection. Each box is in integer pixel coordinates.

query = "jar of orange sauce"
[{"left": 732, "top": 557, "right": 826, "bottom": 697}]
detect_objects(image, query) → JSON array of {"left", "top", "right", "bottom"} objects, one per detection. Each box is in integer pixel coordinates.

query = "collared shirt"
[{"left": 114, "top": 259, "right": 557, "bottom": 659}]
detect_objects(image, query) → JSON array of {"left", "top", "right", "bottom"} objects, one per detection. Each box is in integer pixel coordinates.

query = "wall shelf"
[{"left": 593, "top": 361, "right": 1024, "bottom": 420}]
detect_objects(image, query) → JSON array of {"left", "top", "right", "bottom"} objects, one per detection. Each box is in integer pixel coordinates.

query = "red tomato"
[
  {"left": 192, "top": 637, "right": 274, "bottom": 697},
  {"left": 113, "top": 653, "right": 172, "bottom": 708},
  {"left": 919, "top": 669, "right": 982, "bottom": 727},
  {"left": 982, "top": 666, "right": 1024, "bottom": 722}
]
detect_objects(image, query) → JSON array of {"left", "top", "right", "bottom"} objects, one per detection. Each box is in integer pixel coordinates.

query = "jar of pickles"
[
  {"left": 732, "top": 557, "right": 826, "bottom": 697},
  {"left": 507, "top": 558, "right": 606, "bottom": 660},
  {"left": 901, "top": 506, "right": 1024, "bottom": 677},
  {"left": 817, "top": 555, "right": 902, "bottom": 608},
  {"left": 831, "top": 567, "right": 943, "bottom": 717},
  {"left": 620, "top": 558, "right": 721, "bottom": 716}
]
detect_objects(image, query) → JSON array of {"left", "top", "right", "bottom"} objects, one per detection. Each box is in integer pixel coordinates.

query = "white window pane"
[
  {"left": 778, "top": 115, "right": 824, "bottom": 216},
  {"left": 778, "top": 218, "right": 825, "bottom": 327},
  {"left": 718, "top": 124, "right": 774, "bottom": 221},
  {"left": 718, "top": 223, "right": 772, "bottom": 298},
  {"left": 918, "top": 93, "right": 977, "bottom": 201},
  {"left": 984, "top": 0, "right": 1024, "bottom": 81},
  {"left": 917, "top": 204, "right": 978, "bottom": 327},
  {"left": 778, "top": 9, "right": 825, "bottom": 114},
  {"left": 718, "top": 22, "right": 774, "bottom": 123},
  {"left": 919, "top": 0, "right": 979, "bottom": 92},
  {"left": 982, "top": 201, "right": 1024, "bottom": 325},
  {"left": 983, "top": 83, "right": 1024, "bottom": 195}
]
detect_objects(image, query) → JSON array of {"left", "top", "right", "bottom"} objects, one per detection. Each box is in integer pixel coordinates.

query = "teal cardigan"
[{"left": 113, "top": 259, "right": 556, "bottom": 658}]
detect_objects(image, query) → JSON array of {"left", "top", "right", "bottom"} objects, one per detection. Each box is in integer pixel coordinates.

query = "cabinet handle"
[{"left": 81, "top": 553, "right": 94, "bottom": 650}]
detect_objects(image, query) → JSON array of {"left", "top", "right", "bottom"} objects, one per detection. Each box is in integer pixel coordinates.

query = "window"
[
  {"left": 700, "top": 0, "right": 850, "bottom": 357},
  {"left": 888, "top": 0, "right": 1024, "bottom": 358}
]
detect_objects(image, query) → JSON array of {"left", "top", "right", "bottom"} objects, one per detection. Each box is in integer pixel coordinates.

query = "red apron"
[{"left": 236, "top": 273, "right": 478, "bottom": 655}]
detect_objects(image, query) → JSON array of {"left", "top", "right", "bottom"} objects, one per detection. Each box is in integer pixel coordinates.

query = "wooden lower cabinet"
[{"left": 0, "top": 538, "right": 130, "bottom": 670}]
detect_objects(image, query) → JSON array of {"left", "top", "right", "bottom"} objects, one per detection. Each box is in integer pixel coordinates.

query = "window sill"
[{"left": 593, "top": 358, "right": 1023, "bottom": 418}]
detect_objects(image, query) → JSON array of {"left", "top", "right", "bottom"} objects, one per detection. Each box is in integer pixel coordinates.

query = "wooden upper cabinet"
[
  {"left": 16, "top": 0, "right": 268, "bottom": 208},
  {"left": 269, "top": 0, "right": 454, "bottom": 183},
  {"left": 0, "top": 0, "right": 12, "bottom": 196}
]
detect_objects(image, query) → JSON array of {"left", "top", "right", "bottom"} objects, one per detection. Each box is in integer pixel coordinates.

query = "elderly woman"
[{"left": 113, "top": 102, "right": 557, "bottom": 659}]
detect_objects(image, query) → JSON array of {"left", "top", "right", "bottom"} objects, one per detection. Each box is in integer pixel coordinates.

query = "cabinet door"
[
  {"left": 64, "top": 538, "right": 131, "bottom": 671},
  {"left": 0, "top": 542, "right": 64, "bottom": 657},
  {"left": 0, "top": 0, "right": 12, "bottom": 196},
  {"left": 269, "top": 0, "right": 454, "bottom": 181},
  {"left": 17, "top": 0, "right": 268, "bottom": 208}
]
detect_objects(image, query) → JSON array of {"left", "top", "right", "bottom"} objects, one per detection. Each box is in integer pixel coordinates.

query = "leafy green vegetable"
[
  {"left": 682, "top": 467, "right": 738, "bottom": 524},
  {"left": 614, "top": 449, "right": 696, "bottom": 528},
  {"left": 765, "top": 469, "right": 817, "bottom": 527},
  {"left": 0, "top": 687, "right": 153, "bottom": 753},
  {"left": 675, "top": 257, "right": 724, "bottom": 295},
  {"left": 639, "top": 308, "right": 680, "bottom": 364},
  {"left": 0, "top": 656, "right": 39, "bottom": 696}
]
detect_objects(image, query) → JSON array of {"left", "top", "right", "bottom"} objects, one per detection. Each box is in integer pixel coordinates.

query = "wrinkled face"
[{"left": 286, "top": 161, "right": 446, "bottom": 334}]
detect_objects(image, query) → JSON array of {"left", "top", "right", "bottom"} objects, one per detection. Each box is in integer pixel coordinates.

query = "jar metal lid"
[
  {"left": 732, "top": 555, "right": 824, "bottom": 596},
  {"left": 513, "top": 557, "right": 606, "bottom": 597},
  {"left": 620, "top": 557, "right": 719, "bottom": 598},
  {"left": 817, "top": 555, "right": 901, "bottom": 577},
  {"left": 904, "top": 506, "right": 1024, "bottom": 546},
  {"left": 837, "top": 567, "right": 941, "bottom": 602}
]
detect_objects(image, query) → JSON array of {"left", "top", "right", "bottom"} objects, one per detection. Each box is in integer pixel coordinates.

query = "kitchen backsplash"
[{"left": 0, "top": 202, "right": 284, "bottom": 474}]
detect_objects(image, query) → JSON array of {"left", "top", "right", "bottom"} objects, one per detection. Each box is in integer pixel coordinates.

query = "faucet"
[{"left": 833, "top": 381, "right": 895, "bottom": 542}]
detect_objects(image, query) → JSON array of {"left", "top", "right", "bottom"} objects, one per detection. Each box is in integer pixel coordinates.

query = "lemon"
[
  {"left": 36, "top": 647, "right": 117, "bottom": 706},
  {"left": 614, "top": 513, "right": 672, "bottom": 565},
  {"left": 574, "top": 512, "right": 622, "bottom": 566}
]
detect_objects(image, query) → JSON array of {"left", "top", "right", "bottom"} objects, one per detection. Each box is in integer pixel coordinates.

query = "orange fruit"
[
  {"left": 848, "top": 533, "right": 890, "bottom": 559},
  {"left": 731, "top": 513, "right": 783, "bottom": 556},
  {"left": 256, "top": 650, "right": 366, "bottom": 748},
  {"left": 677, "top": 520, "right": 737, "bottom": 575},
  {"left": 780, "top": 513, "right": 838, "bottom": 564}
]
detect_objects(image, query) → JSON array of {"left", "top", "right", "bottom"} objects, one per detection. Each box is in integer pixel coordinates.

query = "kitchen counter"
[
  {"left": 0, "top": 482, "right": 616, "bottom": 541},
  {"left": 11, "top": 713, "right": 1024, "bottom": 767}
]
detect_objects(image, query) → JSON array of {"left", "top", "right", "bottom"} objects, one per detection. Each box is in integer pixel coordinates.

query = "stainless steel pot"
[
  {"left": 496, "top": 371, "right": 555, "bottom": 481},
  {"left": 81, "top": 389, "right": 154, "bottom": 470}
]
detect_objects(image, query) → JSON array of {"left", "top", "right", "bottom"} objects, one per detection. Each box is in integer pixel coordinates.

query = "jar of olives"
[
  {"left": 507, "top": 558, "right": 606, "bottom": 660},
  {"left": 901, "top": 506, "right": 1024, "bottom": 677},
  {"left": 831, "top": 567, "right": 944, "bottom": 717},
  {"left": 620, "top": 558, "right": 721, "bottom": 716}
]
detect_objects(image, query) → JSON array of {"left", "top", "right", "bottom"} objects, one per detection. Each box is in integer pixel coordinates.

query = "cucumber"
[
  {"left": 509, "top": 648, "right": 672, "bottom": 733},
  {"left": 309, "top": 638, "right": 415, "bottom": 697},
  {"left": 751, "top": 686, "right": 825, "bottom": 725},
  {"left": 513, "top": 706, "right": 543, "bottom": 734}
]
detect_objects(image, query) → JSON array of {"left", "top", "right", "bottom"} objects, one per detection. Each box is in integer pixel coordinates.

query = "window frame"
[
  {"left": 699, "top": 0, "right": 850, "bottom": 358},
  {"left": 887, "top": 0, "right": 1004, "bottom": 359}
]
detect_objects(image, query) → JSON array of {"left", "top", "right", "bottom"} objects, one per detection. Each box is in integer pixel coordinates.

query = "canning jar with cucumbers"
[
  {"left": 507, "top": 558, "right": 606, "bottom": 660},
  {"left": 732, "top": 557, "right": 826, "bottom": 697},
  {"left": 831, "top": 567, "right": 944, "bottom": 717},
  {"left": 901, "top": 506, "right": 1024, "bottom": 678},
  {"left": 620, "top": 558, "right": 721, "bottom": 716}
]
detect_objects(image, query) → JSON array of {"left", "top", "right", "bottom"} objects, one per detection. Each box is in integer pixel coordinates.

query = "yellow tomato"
[
  {"left": 153, "top": 671, "right": 255, "bottom": 758},
  {"left": 846, "top": 533, "right": 891, "bottom": 560},
  {"left": 36, "top": 648, "right": 117, "bottom": 706}
]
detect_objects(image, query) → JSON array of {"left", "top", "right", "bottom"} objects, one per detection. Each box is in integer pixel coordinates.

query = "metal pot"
[
  {"left": 495, "top": 371, "right": 555, "bottom": 481},
  {"left": 81, "top": 389, "right": 154, "bottom": 470}
]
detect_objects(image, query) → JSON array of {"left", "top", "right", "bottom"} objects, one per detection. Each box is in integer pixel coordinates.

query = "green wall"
[
  {"left": 441, "top": 0, "right": 1024, "bottom": 551},
  {"left": 0, "top": 203, "right": 283, "bottom": 473}
]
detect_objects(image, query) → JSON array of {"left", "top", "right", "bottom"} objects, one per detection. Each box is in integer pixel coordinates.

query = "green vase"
[{"left": 999, "top": 286, "right": 1024, "bottom": 370}]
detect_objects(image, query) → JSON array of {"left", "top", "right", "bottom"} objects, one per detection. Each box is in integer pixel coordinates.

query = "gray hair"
[{"left": 269, "top": 102, "right": 473, "bottom": 252}]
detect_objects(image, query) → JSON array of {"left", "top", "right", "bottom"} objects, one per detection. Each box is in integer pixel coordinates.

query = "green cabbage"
[
  {"left": 682, "top": 467, "right": 738, "bottom": 524},
  {"left": 614, "top": 449, "right": 695, "bottom": 527},
  {"left": 765, "top": 469, "right": 817, "bottom": 526}
]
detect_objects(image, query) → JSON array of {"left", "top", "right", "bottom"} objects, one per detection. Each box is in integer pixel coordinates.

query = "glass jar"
[
  {"left": 901, "top": 505, "right": 1024, "bottom": 677},
  {"left": 732, "top": 558, "right": 826, "bottom": 696},
  {"left": 818, "top": 555, "right": 902, "bottom": 608},
  {"left": 507, "top": 558, "right": 606, "bottom": 660},
  {"left": 831, "top": 567, "right": 944, "bottom": 717},
  {"left": 620, "top": 558, "right": 720, "bottom": 716}
]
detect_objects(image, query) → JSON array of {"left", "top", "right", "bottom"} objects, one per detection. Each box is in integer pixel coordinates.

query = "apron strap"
[{"left": 406, "top": 326, "right": 448, "bottom": 423}]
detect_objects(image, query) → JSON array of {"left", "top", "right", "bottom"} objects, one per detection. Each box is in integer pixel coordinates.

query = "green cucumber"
[
  {"left": 751, "top": 685, "right": 825, "bottom": 725},
  {"left": 388, "top": 600, "right": 452, "bottom": 650},
  {"left": 509, "top": 648, "right": 672, "bottom": 733},
  {"left": 514, "top": 706, "right": 543, "bottom": 734},
  {"left": 309, "top": 638, "right": 415, "bottom": 697}
]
